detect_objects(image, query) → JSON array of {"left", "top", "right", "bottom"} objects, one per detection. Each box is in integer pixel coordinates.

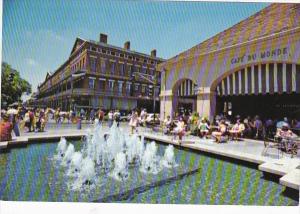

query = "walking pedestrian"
[
  {"left": 108, "top": 110, "right": 114, "bottom": 128},
  {"left": 129, "top": 111, "right": 139, "bottom": 134},
  {"left": 0, "top": 114, "right": 13, "bottom": 141},
  {"left": 98, "top": 109, "right": 105, "bottom": 125},
  {"left": 114, "top": 109, "right": 121, "bottom": 127}
]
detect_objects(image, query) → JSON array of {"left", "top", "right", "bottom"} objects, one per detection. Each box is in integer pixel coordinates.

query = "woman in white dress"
[{"left": 174, "top": 117, "right": 186, "bottom": 141}]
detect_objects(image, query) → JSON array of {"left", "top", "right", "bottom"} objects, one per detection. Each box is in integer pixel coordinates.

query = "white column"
[
  {"left": 292, "top": 64, "right": 296, "bottom": 92},
  {"left": 238, "top": 70, "right": 242, "bottom": 95},
  {"left": 232, "top": 73, "right": 236, "bottom": 95},
  {"left": 181, "top": 81, "right": 184, "bottom": 96},
  {"left": 266, "top": 63, "right": 270, "bottom": 93},
  {"left": 221, "top": 80, "right": 225, "bottom": 96},
  {"left": 282, "top": 63, "right": 287, "bottom": 93},
  {"left": 245, "top": 67, "right": 248, "bottom": 94},
  {"left": 274, "top": 63, "right": 278, "bottom": 93},
  {"left": 251, "top": 64, "right": 255, "bottom": 94},
  {"left": 227, "top": 76, "right": 230, "bottom": 95},
  {"left": 258, "top": 64, "right": 262, "bottom": 94}
]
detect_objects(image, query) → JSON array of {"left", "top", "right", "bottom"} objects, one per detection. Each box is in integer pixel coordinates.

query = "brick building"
[{"left": 36, "top": 33, "right": 164, "bottom": 112}]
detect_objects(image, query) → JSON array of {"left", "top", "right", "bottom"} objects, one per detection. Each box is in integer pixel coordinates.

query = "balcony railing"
[{"left": 37, "top": 88, "right": 157, "bottom": 100}]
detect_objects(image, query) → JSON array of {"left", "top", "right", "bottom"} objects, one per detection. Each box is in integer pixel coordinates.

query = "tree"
[{"left": 1, "top": 62, "right": 32, "bottom": 108}]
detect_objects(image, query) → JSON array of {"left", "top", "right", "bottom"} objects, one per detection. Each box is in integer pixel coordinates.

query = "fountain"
[
  {"left": 68, "top": 151, "right": 83, "bottom": 175},
  {"left": 125, "top": 134, "right": 144, "bottom": 164},
  {"left": 80, "top": 157, "right": 96, "bottom": 185},
  {"left": 112, "top": 152, "right": 129, "bottom": 181},
  {"left": 55, "top": 121, "right": 178, "bottom": 189},
  {"left": 161, "top": 145, "right": 178, "bottom": 168},
  {"left": 62, "top": 143, "right": 75, "bottom": 165},
  {"left": 56, "top": 137, "right": 67, "bottom": 158},
  {"left": 140, "top": 141, "right": 161, "bottom": 174}
]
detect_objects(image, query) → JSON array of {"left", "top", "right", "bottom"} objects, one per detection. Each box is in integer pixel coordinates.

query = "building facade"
[
  {"left": 36, "top": 34, "right": 164, "bottom": 112},
  {"left": 158, "top": 3, "right": 300, "bottom": 120}
]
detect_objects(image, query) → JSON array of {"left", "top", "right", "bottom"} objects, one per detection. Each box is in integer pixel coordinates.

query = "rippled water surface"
[{"left": 0, "top": 140, "right": 298, "bottom": 205}]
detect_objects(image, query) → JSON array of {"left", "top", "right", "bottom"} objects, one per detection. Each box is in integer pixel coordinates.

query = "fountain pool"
[{"left": 0, "top": 124, "right": 298, "bottom": 205}]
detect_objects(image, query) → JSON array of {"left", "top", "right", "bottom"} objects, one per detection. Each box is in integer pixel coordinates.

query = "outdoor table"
[{"left": 229, "top": 130, "right": 240, "bottom": 141}]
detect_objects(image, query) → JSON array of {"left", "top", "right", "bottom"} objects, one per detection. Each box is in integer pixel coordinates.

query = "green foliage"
[{"left": 1, "top": 62, "right": 32, "bottom": 108}]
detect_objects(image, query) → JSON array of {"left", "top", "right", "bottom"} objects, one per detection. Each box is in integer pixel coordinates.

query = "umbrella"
[
  {"left": 276, "top": 121, "right": 290, "bottom": 128},
  {"left": 6, "top": 108, "right": 18, "bottom": 115},
  {"left": 9, "top": 102, "right": 19, "bottom": 107}
]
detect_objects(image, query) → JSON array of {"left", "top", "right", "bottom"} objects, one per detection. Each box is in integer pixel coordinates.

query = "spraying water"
[
  {"left": 112, "top": 152, "right": 129, "bottom": 181},
  {"left": 80, "top": 157, "right": 96, "bottom": 185},
  {"left": 68, "top": 151, "right": 83, "bottom": 175},
  {"left": 161, "top": 145, "right": 178, "bottom": 168},
  {"left": 55, "top": 121, "right": 179, "bottom": 189},
  {"left": 140, "top": 141, "right": 161, "bottom": 174},
  {"left": 56, "top": 137, "right": 67, "bottom": 158},
  {"left": 126, "top": 134, "right": 144, "bottom": 164},
  {"left": 62, "top": 143, "right": 75, "bottom": 165}
]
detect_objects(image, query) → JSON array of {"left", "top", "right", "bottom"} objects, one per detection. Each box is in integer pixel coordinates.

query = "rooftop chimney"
[
  {"left": 151, "top": 49, "right": 157, "bottom": 57},
  {"left": 100, "top": 33, "right": 108, "bottom": 44},
  {"left": 124, "top": 41, "right": 130, "bottom": 50}
]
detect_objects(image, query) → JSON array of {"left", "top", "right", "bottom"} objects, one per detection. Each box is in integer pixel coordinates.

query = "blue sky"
[{"left": 2, "top": 0, "right": 269, "bottom": 95}]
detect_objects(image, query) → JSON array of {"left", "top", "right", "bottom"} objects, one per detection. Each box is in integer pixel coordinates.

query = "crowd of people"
[
  {"left": 0, "top": 106, "right": 146, "bottom": 141},
  {"left": 162, "top": 112, "right": 300, "bottom": 146},
  {"left": 1, "top": 105, "right": 300, "bottom": 155},
  {"left": 0, "top": 106, "right": 51, "bottom": 141}
]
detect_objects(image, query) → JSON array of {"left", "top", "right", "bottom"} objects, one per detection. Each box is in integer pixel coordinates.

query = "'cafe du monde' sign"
[{"left": 230, "top": 47, "right": 288, "bottom": 65}]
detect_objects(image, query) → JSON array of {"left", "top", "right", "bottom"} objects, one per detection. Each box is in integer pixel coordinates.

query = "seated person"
[
  {"left": 198, "top": 118, "right": 210, "bottom": 138},
  {"left": 212, "top": 120, "right": 228, "bottom": 143},
  {"left": 0, "top": 114, "right": 13, "bottom": 142},
  {"left": 173, "top": 117, "right": 186, "bottom": 141},
  {"left": 253, "top": 115, "right": 263, "bottom": 139},
  {"left": 229, "top": 119, "right": 245, "bottom": 140},
  {"left": 163, "top": 115, "right": 172, "bottom": 135},
  {"left": 276, "top": 125, "right": 298, "bottom": 152}
]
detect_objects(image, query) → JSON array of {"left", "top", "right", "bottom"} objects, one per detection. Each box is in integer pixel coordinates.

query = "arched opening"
[
  {"left": 172, "top": 78, "right": 198, "bottom": 116},
  {"left": 212, "top": 62, "right": 300, "bottom": 120}
]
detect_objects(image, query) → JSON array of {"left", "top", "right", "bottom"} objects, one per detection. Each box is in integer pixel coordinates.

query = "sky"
[{"left": 2, "top": 0, "right": 270, "bottom": 97}]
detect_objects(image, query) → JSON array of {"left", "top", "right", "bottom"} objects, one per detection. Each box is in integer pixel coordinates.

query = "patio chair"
[
  {"left": 284, "top": 137, "right": 300, "bottom": 158},
  {"left": 262, "top": 135, "right": 284, "bottom": 158}
]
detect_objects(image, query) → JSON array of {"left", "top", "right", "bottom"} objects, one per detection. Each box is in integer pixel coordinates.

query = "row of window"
[
  {"left": 89, "top": 45, "right": 157, "bottom": 65},
  {"left": 88, "top": 78, "right": 158, "bottom": 95},
  {"left": 89, "top": 57, "right": 156, "bottom": 76}
]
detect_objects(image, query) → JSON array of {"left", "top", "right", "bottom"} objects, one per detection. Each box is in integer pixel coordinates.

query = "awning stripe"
[{"left": 216, "top": 63, "right": 299, "bottom": 96}]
